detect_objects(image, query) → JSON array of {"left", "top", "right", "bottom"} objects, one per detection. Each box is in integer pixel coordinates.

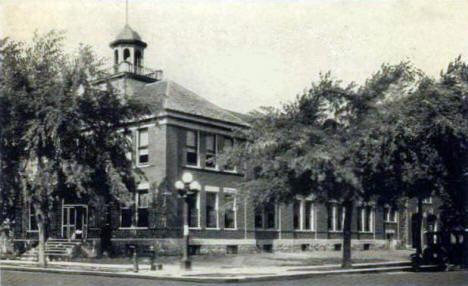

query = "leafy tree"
[
  {"left": 224, "top": 63, "right": 416, "bottom": 268},
  {"left": 0, "top": 31, "right": 157, "bottom": 266},
  {"left": 371, "top": 57, "right": 468, "bottom": 255}
]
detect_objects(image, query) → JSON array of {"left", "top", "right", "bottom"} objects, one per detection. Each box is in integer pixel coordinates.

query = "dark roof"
[
  {"left": 110, "top": 25, "right": 147, "bottom": 48},
  {"left": 138, "top": 80, "right": 248, "bottom": 127}
]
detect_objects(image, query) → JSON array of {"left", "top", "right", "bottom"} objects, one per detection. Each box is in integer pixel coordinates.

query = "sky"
[{"left": 1, "top": 0, "right": 468, "bottom": 113}]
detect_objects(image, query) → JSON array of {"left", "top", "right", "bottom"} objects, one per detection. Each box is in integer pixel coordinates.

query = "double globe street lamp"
[{"left": 174, "top": 172, "right": 201, "bottom": 270}]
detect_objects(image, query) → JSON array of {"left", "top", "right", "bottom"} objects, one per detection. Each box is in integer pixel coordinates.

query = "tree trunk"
[
  {"left": 342, "top": 200, "right": 354, "bottom": 268},
  {"left": 35, "top": 206, "right": 47, "bottom": 267},
  {"left": 416, "top": 197, "right": 423, "bottom": 256},
  {"left": 37, "top": 219, "right": 47, "bottom": 267}
]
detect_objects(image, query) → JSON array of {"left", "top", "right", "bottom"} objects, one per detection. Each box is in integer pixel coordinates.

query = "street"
[{"left": 1, "top": 270, "right": 467, "bottom": 286}]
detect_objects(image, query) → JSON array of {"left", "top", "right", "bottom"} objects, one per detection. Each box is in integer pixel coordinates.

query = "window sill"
[
  {"left": 189, "top": 227, "right": 201, "bottom": 230},
  {"left": 328, "top": 230, "right": 343, "bottom": 233},
  {"left": 224, "top": 228, "right": 238, "bottom": 231},
  {"left": 294, "top": 229, "right": 316, "bottom": 232},
  {"left": 118, "top": 227, "right": 149, "bottom": 230},
  {"left": 27, "top": 230, "right": 39, "bottom": 233},
  {"left": 206, "top": 227, "right": 220, "bottom": 230},
  {"left": 183, "top": 165, "right": 242, "bottom": 176},
  {"left": 136, "top": 164, "right": 152, "bottom": 168}
]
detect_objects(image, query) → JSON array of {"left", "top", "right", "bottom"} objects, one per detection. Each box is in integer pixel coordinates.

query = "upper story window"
[
  {"left": 137, "top": 128, "right": 149, "bottom": 165},
  {"left": 294, "top": 198, "right": 315, "bottom": 231},
  {"left": 328, "top": 204, "right": 344, "bottom": 232},
  {"left": 358, "top": 206, "right": 374, "bottom": 233},
  {"left": 123, "top": 48, "right": 130, "bottom": 61},
  {"left": 185, "top": 130, "right": 199, "bottom": 167},
  {"left": 384, "top": 207, "right": 398, "bottom": 223},
  {"left": 205, "top": 134, "right": 217, "bottom": 169},
  {"left": 222, "top": 137, "right": 235, "bottom": 171},
  {"left": 125, "top": 132, "right": 132, "bottom": 161},
  {"left": 114, "top": 49, "right": 119, "bottom": 65}
]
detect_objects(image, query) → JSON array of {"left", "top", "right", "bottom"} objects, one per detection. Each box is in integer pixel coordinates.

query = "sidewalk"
[
  {"left": 0, "top": 259, "right": 414, "bottom": 283},
  {"left": 0, "top": 251, "right": 417, "bottom": 283}
]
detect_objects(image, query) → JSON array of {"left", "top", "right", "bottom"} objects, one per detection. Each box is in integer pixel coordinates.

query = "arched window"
[
  {"left": 123, "top": 48, "right": 130, "bottom": 61},
  {"left": 114, "top": 50, "right": 119, "bottom": 65},
  {"left": 134, "top": 50, "right": 142, "bottom": 67}
]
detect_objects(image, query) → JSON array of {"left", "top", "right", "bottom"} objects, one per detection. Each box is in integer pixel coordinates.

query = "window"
[
  {"left": 255, "top": 208, "right": 264, "bottom": 228},
  {"left": 266, "top": 206, "right": 275, "bottom": 229},
  {"left": 188, "top": 192, "right": 200, "bottom": 228},
  {"left": 125, "top": 132, "right": 132, "bottom": 161},
  {"left": 137, "top": 128, "right": 149, "bottom": 165},
  {"left": 328, "top": 204, "right": 345, "bottom": 232},
  {"left": 120, "top": 189, "right": 150, "bottom": 228},
  {"left": 423, "top": 197, "right": 432, "bottom": 204},
  {"left": 186, "top": 130, "right": 198, "bottom": 166},
  {"left": 206, "top": 191, "right": 219, "bottom": 228},
  {"left": 205, "top": 134, "right": 217, "bottom": 169},
  {"left": 222, "top": 137, "right": 235, "bottom": 171},
  {"left": 294, "top": 199, "right": 315, "bottom": 231},
  {"left": 384, "top": 207, "right": 398, "bottom": 223},
  {"left": 134, "top": 50, "right": 142, "bottom": 67},
  {"left": 137, "top": 191, "right": 149, "bottom": 227},
  {"left": 123, "top": 48, "right": 130, "bottom": 61},
  {"left": 293, "top": 200, "right": 300, "bottom": 229},
  {"left": 255, "top": 204, "right": 275, "bottom": 229},
  {"left": 358, "top": 206, "right": 374, "bottom": 232},
  {"left": 223, "top": 190, "right": 237, "bottom": 229},
  {"left": 114, "top": 49, "right": 119, "bottom": 65},
  {"left": 29, "top": 203, "right": 38, "bottom": 231}
]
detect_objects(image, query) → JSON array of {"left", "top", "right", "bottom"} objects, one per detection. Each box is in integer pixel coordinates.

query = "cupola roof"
[{"left": 110, "top": 24, "right": 147, "bottom": 48}]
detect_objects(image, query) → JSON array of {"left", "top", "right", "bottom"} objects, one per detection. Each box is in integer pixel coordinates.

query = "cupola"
[{"left": 110, "top": 24, "right": 147, "bottom": 73}]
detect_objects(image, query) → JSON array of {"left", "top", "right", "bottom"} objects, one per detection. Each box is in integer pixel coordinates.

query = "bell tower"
[{"left": 110, "top": 24, "right": 147, "bottom": 74}]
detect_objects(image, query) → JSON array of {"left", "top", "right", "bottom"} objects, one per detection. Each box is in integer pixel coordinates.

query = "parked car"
[{"left": 411, "top": 230, "right": 464, "bottom": 271}]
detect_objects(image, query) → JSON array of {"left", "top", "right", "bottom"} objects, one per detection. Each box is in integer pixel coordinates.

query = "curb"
[{"left": 0, "top": 264, "right": 415, "bottom": 283}]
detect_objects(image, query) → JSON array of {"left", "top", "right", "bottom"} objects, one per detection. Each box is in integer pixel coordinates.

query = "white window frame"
[
  {"left": 329, "top": 204, "right": 345, "bottom": 232},
  {"left": 295, "top": 198, "right": 316, "bottom": 231},
  {"left": 119, "top": 183, "right": 150, "bottom": 229},
  {"left": 359, "top": 206, "right": 374, "bottom": 233},
  {"left": 185, "top": 130, "right": 200, "bottom": 168},
  {"left": 223, "top": 188, "right": 237, "bottom": 230},
  {"left": 222, "top": 137, "right": 237, "bottom": 173},
  {"left": 384, "top": 206, "right": 398, "bottom": 223},
  {"left": 205, "top": 134, "right": 218, "bottom": 170},
  {"left": 423, "top": 197, "right": 433, "bottom": 204},
  {"left": 136, "top": 128, "right": 150, "bottom": 166},
  {"left": 205, "top": 185, "right": 219, "bottom": 229}
]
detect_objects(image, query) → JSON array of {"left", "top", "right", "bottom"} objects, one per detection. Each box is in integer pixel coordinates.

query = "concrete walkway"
[{"left": 0, "top": 259, "right": 415, "bottom": 283}]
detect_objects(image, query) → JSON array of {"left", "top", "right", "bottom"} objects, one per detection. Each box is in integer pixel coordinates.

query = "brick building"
[{"left": 15, "top": 25, "right": 437, "bottom": 256}]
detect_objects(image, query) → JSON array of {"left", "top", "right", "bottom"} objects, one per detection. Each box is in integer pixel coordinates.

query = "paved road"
[{"left": 1, "top": 270, "right": 467, "bottom": 286}]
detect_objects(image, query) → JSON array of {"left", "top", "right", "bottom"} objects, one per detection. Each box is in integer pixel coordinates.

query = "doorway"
[{"left": 62, "top": 204, "right": 88, "bottom": 239}]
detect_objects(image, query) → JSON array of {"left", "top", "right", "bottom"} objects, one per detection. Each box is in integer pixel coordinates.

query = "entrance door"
[{"left": 62, "top": 205, "right": 88, "bottom": 239}]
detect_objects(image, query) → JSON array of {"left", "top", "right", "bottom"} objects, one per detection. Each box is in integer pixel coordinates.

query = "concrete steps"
[{"left": 19, "top": 239, "right": 82, "bottom": 261}]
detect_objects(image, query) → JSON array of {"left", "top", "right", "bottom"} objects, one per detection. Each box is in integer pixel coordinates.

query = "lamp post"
[{"left": 174, "top": 172, "right": 201, "bottom": 270}]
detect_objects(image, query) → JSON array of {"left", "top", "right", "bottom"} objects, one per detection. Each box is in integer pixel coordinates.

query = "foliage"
[{"left": 0, "top": 31, "right": 159, "bottom": 265}]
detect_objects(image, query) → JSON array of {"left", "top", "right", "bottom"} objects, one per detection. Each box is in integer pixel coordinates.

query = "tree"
[
  {"left": 372, "top": 57, "right": 468, "bottom": 257},
  {"left": 0, "top": 31, "right": 157, "bottom": 266},
  {"left": 223, "top": 63, "right": 416, "bottom": 268}
]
